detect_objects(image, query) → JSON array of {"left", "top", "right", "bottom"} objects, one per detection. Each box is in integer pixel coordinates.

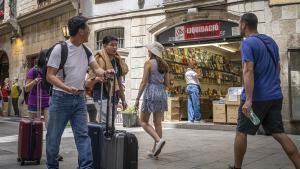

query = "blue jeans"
[
  {"left": 46, "top": 90, "right": 93, "bottom": 169},
  {"left": 187, "top": 85, "right": 201, "bottom": 122}
]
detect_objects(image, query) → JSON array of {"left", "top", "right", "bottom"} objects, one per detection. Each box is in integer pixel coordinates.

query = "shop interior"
[{"left": 162, "top": 41, "right": 243, "bottom": 124}]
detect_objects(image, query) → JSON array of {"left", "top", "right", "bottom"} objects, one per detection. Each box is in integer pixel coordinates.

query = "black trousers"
[
  {"left": 87, "top": 104, "right": 97, "bottom": 122},
  {"left": 12, "top": 98, "right": 20, "bottom": 116}
]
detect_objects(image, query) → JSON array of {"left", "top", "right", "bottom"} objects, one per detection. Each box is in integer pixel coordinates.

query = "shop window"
[
  {"left": 288, "top": 49, "right": 300, "bottom": 121},
  {"left": 0, "top": 0, "right": 4, "bottom": 20},
  {"left": 9, "top": 0, "right": 16, "bottom": 18},
  {"left": 0, "top": 50, "right": 9, "bottom": 86},
  {"left": 95, "top": 27, "right": 124, "bottom": 50}
]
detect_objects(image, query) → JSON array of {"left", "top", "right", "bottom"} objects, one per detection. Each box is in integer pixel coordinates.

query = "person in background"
[
  {"left": 0, "top": 86, "right": 3, "bottom": 115},
  {"left": 86, "top": 36, "right": 128, "bottom": 124},
  {"left": 229, "top": 13, "right": 300, "bottom": 169},
  {"left": 134, "top": 41, "right": 169, "bottom": 157},
  {"left": 185, "top": 59, "right": 202, "bottom": 123},
  {"left": 11, "top": 77, "right": 21, "bottom": 117},
  {"left": 1, "top": 78, "right": 10, "bottom": 116},
  {"left": 25, "top": 55, "right": 64, "bottom": 162}
]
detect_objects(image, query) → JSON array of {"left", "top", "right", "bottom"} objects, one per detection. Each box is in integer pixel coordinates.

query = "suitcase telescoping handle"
[
  {"left": 36, "top": 80, "right": 42, "bottom": 120},
  {"left": 105, "top": 74, "right": 116, "bottom": 137}
]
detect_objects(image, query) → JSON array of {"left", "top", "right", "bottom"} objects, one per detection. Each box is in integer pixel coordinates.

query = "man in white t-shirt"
[
  {"left": 46, "top": 16, "right": 113, "bottom": 169},
  {"left": 185, "top": 59, "right": 202, "bottom": 123}
]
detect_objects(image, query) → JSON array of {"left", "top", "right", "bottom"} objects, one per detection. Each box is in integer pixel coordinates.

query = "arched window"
[{"left": 95, "top": 27, "right": 124, "bottom": 50}]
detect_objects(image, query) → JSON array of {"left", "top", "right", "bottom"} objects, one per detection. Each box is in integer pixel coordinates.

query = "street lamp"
[{"left": 62, "top": 25, "right": 70, "bottom": 39}]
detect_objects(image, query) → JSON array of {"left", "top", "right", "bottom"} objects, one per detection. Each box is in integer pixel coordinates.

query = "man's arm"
[
  {"left": 242, "top": 61, "right": 254, "bottom": 114},
  {"left": 46, "top": 67, "right": 76, "bottom": 94},
  {"left": 89, "top": 61, "right": 106, "bottom": 79},
  {"left": 118, "top": 77, "right": 127, "bottom": 110}
]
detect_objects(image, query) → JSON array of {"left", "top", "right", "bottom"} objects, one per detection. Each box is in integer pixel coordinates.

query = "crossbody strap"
[{"left": 252, "top": 36, "right": 278, "bottom": 72}]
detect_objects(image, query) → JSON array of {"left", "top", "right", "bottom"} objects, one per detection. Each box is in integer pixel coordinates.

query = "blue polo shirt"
[{"left": 241, "top": 34, "right": 283, "bottom": 102}]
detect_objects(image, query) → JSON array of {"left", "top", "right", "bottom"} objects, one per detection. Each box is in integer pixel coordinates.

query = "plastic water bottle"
[{"left": 249, "top": 108, "right": 260, "bottom": 126}]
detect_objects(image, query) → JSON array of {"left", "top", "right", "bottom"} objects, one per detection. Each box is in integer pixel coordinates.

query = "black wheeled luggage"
[{"left": 88, "top": 75, "right": 138, "bottom": 169}]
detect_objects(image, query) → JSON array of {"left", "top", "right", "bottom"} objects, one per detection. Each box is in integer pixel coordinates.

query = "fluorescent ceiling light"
[
  {"left": 213, "top": 44, "right": 237, "bottom": 53},
  {"left": 178, "top": 42, "right": 229, "bottom": 48}
]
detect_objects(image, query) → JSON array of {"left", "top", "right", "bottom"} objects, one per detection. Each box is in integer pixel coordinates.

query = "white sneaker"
[
  {"left": 153, "top": 139, "right": 166, "bottom": 156},
  {"left": 194, "top": 120, "right": 205, "bottom": 123},
  {"left": 147, "top": 142, "right": 156, "bottom": 157}
]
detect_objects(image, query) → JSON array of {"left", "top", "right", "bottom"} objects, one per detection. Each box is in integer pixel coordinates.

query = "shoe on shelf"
[{"left": 153, "top": 139, "right": 166, "bottom": 156}]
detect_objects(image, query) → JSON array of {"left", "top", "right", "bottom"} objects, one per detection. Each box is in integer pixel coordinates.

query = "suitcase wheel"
[
  {"left": 36, "top": 160, "right": 40, "bottom": 165},
  {"left": 20, "top": 160, "right": 25, "bottom": 166}
]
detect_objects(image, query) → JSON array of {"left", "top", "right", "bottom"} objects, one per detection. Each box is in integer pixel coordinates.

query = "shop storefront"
[{"left": 156, "top": 20, "right": 243, "bottom": 124}]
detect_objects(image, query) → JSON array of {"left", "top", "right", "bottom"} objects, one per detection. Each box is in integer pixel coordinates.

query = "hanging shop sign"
[
  {"left": 0, "top": 0, "right": 4, "bottom": 19},
  {"left": 175, "top": 22, "right": 221, "bottom": 41},
  {"left": 157, "top": 20, "right": 240, "bottom": 45}
]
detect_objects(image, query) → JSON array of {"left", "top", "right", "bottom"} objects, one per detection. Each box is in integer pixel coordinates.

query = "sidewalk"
[{"left": 0, "top": 118, "right": 297, "bottom": 169}]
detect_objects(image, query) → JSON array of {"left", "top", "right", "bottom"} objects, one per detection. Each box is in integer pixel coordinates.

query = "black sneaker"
[{"left": 56, "top": 154, "right": 63, "bottom": 161}]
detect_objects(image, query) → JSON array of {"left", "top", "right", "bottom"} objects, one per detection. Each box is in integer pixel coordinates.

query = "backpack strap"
[
  {"left": 82, "top": 44, "right": 92, "bottom": 65},
  {"left": 58, "top": 41, "right": 68, "bottom": 79},
  {"left": 33, "top": 66, "right": 39, "bottom": 79},
  {"left": 252, "top": 36, "right": 278, "bottom": 72}
]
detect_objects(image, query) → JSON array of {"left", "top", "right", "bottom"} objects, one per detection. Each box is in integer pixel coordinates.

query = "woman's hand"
[
  {"left": 134, "top": 99, "right": 139, "bottom": 111},
  {"left": 122, "top": 100, "right": 128, "bottom": 111}
]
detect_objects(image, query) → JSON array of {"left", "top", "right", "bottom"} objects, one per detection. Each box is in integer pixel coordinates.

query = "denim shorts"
[
  {"left": 28, "top": 105, "right": 48, "bottom": 113},
  {"left": 237, "top": 99, "right": 284, "bottom": 135}
]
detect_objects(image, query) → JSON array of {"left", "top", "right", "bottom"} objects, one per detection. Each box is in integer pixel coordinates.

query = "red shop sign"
[{"left": 175, "top": 22, "right": 221, "bottom": 41}]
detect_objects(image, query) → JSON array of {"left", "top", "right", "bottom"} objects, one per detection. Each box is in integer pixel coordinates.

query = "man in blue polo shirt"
[{"left": 229, "top": 13, "right": 300, "bottom": 169}]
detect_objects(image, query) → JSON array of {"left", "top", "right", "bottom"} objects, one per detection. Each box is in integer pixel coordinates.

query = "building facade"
[
  {"left": 0, "top": 0, "right": 78, "bottom": 115},
  {"left": 1, "top": 0, "right": 300, "bottom": 133},
  {"left": 82, "top": 0, "right": 300, "bottom": 133}
]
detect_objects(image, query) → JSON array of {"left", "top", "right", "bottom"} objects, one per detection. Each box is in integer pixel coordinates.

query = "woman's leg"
[
  {"left": 153, "top": 112, "right": 164, "bottom": 138},
  {"left": 28, "top": 112, "right": 37, "bottom": 119},
  {"left": 140, "top": 112, "right": 161, "bottom": 142}
]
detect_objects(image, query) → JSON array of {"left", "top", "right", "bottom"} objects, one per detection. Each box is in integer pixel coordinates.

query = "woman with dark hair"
[
  {"left": 25, "top": 52, "right": 49, "bottom": 124},
  {"left": 25, "top": 52, "right": 63, "bottom": 161},
  {"left": 135, "top": 41, "right": 169, "bottom": 157}
]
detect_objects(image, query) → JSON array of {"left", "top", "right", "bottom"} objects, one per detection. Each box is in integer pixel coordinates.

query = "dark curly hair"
[{"left": 68, "top": 15, "right": 88, "bottom": 36}]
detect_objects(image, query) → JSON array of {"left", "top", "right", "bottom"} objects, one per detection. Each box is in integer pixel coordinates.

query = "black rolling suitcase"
[{"left": 88, "top": 76, "right": 138, "bottom": 169}]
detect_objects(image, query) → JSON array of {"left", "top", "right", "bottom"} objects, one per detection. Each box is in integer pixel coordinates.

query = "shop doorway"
[
  {"left": 156, "top": 20, "right": 243, "bottom": 124},
  {"left": 162, "top": 41, "right": 242, "bottom": 122},
  {"left": 0, "top": 50, "right": 9, "bottom": 86}
]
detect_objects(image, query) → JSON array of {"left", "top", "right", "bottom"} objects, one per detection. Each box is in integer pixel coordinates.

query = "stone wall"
[
  {"left": 228, "top": 0, "right": 300, "bottom": 131},
  {"left": 17, "top": 0, "right": 63, "bottom": 17},
  {"left": 7, "top": 10, "right": 75, "bottom": 86},
  {"left": 17, "top": 0, "right": 37, "bottom": 17}
]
